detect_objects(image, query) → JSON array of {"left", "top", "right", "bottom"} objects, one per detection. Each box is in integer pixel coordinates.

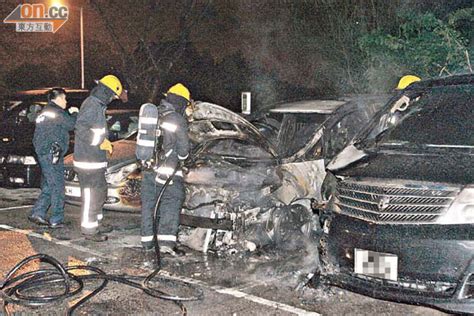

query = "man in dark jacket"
[
  {"left": 73, "top": 75, "right": 124, "bottom": 242},
  {"left": 140, "top": 83, "right": 191, "bottom": 258},
  {"left": 29, "top": 88, "right": 78, "bottom": 228}
]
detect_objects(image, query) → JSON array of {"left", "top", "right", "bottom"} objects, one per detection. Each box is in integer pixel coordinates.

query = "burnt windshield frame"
[{"left": 276, "top": 113, "right": 328, "bottom": 158}]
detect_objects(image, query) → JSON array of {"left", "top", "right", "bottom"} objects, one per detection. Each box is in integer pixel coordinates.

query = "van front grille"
[{"left": 335, "top": 180, "right": 459, "bottom": 224}]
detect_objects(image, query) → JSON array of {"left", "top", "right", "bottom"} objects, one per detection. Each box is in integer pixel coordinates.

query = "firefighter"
[
  {"left": 29, "top": 88, "right": 78, "bottom": 228},
  {"left": 73, "top": 75, "right": 124, "bottom": 242},
  {"left": 140, "top": 83, "right": 191, "bottom": 257}
]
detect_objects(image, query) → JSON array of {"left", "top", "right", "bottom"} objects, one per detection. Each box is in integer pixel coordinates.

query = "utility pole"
[{"left": 80, "top": 7, "right": 84, "bottom": 89}]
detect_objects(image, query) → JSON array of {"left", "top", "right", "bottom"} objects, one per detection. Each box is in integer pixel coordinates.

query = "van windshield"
[{"left": 376, "top": 84, "right": 473, "bottom": 150}]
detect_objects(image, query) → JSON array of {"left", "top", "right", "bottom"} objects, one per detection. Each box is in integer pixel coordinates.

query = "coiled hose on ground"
[{"left": 0, "top": 168, "right": 203, "bottom": 315}]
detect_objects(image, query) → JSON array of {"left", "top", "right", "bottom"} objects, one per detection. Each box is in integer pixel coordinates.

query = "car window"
[
  {"left": 10, "top": 101, "right": 46, "bottom": 123},
  {"left": 106, "top": 113, "right": 139, "bottom": 141},
  {"left": 277, "top": 113, "right": 327, "bottom": 158},
  {"left": 250, "top": 116, "right": 281, "bottom": 146},
  {"left": 380, "top": 84, "right": 474, "bottom": 148}
]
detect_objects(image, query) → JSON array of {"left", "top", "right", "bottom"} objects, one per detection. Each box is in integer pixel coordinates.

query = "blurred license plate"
[
  {"left": 65, "top": 186, "right": 81, "bottom": 197},
  {"left": 354, "top": 248, "right": 398, "bottom": 281}
]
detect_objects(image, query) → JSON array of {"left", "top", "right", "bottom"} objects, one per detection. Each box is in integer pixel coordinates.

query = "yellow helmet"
[
  {"left": 396, "top": 75, "right": 421, "bottom": 90},
  {"left": 166, "top": 83, "right": 191, "bottom": 103},
  {"left": 99, "top": 75, "right": 123, "bottom": 96}
]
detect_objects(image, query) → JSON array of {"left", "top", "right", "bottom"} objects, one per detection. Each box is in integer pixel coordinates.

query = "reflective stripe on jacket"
[
  {"left": 155, "top": 100, "right": 190, "bottom": 182},
  {"left": 73, "top": 84, "right": 114, "bottom": 168},
  {"left": 33, "top": 101, "right": 76, "bottom": 155}
]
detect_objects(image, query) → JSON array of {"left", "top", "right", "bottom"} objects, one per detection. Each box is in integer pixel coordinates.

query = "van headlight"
[
  {"left": 105, "top": 163, "right": 138, "bottom": 185},
  {"left": 23, "top": 156, "right": 37, "bottom": 165},
  {"left": 7, "top": 155, "right": 21, "bottom": 164},
  {"left": 436, "top": 186, "right": 474, "bottom": 224},
  {"left": 7, "top": 155, "right": 37, "bottom": 165}
]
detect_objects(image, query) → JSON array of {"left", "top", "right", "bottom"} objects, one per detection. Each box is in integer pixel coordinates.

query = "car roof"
[
  {"left": 406, "top": 73, "right": 474, "bottom": 91},
  {"left": 16, "top": 88, "right": 89, "bottom": 96},
  {"left": 269, "top": 100, "right": 346, "bottom": 114},
  {"left": 8, "top": 88, "right": 89, "bottom": 102}
]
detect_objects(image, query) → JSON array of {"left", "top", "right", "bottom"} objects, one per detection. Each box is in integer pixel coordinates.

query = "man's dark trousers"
[
  {"left": 140, "top": 170, "right": 185, "bottom": 249},
  {"left": 31, "top": 154, "right": 65, "bottom": 224}
]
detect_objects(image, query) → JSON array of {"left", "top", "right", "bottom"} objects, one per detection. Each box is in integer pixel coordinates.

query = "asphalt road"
[{"left": 0, "top": 188, "right": 446, "bottom": 315}]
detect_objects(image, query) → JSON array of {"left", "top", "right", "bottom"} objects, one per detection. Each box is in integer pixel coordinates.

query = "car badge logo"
[{"left": 378, "top": 196, "right": 390, "bottom": 211}]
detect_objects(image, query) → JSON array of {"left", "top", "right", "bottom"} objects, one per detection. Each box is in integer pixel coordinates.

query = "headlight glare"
[{"left": 6, "top": 155, "right": 37, "bottom": 165}]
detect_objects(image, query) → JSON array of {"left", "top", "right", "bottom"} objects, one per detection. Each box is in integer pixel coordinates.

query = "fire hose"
[{"left": 0, "top": 167, "right": 203, "bottom": 315}]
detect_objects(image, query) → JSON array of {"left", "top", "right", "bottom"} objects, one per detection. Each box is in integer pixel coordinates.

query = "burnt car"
[
  {"left": 0, "top": 88, "right": 138, "bottom": 187},
  {"left": 0, "top": 88, "right": 88, "bottom": 187},
  {"left": 318, "top": 74, "right": 474, "bottom": 314},
  {"left": 64, "top": 97, "right": 386, "bottom": 250}
]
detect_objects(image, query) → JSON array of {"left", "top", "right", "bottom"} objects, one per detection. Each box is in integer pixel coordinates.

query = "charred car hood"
[
  {"left": 338, "top": 150, "right": 473, "bottom": 185},
  {"left": 186, "top": 158, "right": 277, "bottom": 189},
  {"left": 64, "top": 102, "right": 278, "bottom": 169},
  {"left": 190, "top": 102, "right": 278, "bottom": 158}
]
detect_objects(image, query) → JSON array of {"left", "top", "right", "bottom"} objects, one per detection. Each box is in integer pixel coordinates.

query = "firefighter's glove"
[
  {"left": 100, "top": 139, "right": 113, "bottom": 154},
  {"left": 68, "top": 107, "right": 79, "bottom": 114}
]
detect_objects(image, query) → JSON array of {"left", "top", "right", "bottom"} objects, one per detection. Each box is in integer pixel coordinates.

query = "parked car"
[
  {"left": 0, "top": 89, "right": 88, "bottom": 187},
  {"left": 64, "top": 96, "right": 386, "bottom": 250},
  {"left": 318, "top": 74, "right": 474, "bottom": 314},
  {"left": 0, "top": 88, "right": 137, "bottom": 187}
]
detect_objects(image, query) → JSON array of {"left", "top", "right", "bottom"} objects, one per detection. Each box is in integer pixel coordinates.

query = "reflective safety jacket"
[
  {"left": 154, "top": 99, "right": 190, "bottom": 184},
  {"left": 33, "top": 101, "right": 77, "bottom": 155},
  {"left": 73, "top": 84, "right": 115, "bottom": 170}
]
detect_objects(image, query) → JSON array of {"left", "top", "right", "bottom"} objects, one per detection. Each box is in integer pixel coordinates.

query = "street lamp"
[
  {"left": 50, "top": 1, "right": 63, "bottom": 8},
  {"left": 51, "top": 1, "right": 84, "bottom": 89},
  {"left": 80, "top": 6, "right": 84, "bottom": 89}
]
